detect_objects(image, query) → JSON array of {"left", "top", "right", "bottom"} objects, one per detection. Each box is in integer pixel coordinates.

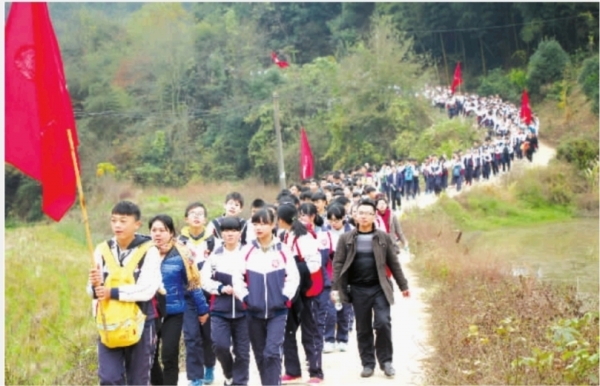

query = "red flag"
[
  {"left": 5, "top": 2, "right": 79, "bottom": 221},
  {"left": 300, "top": 127, "right": 314, "bottom": 180},
  {"left": 520, "top": 89, "right": 532, "bottom": 125},
  {"left": 271, "top": 51, "right": 289, "bottom": 69},
  {"left": 451, "top": 62, "right": 462, "bottom": 94}
]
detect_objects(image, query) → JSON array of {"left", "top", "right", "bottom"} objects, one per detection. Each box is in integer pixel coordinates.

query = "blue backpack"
[
  {"left": 405, "top": 166, "right": 413, "bottom": 180},
  {"left": 453, "top": 164, "right": 461, "bottom": 177}
]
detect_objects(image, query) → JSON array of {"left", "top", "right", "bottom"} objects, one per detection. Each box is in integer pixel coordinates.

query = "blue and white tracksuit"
[
  {"left": 233, "top": 239, "right": 300, "bottom": 386},
  {"left": 201, "top": 244, "right": 250, "bottom": 385}
]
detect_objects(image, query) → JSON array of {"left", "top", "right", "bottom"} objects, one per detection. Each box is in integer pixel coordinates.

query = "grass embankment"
[
  {"left": 5, "top": 226, "right": 96, "bottom": 385},
  {"left": 404, "top": 164, "right": 599, "bottom": 384},
  {"left": 5, "top": 178, "right": 280, "bottom": 384}
]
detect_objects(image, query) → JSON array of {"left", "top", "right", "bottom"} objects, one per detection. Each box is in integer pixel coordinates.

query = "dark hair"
[
  {"left": 290, "top": 183, "right": 302, "bottom": 192},
  {"left": 277, "top": 203, "right": 308, "bottom": 237},
  {"left": 220, "top": 216, "right": 242, "bottom": 232},
  {"left": 332, "top": 171, "right": 341, "bottom": 180},
  {"left": 352, "top": 191, "right": 361, "bottom": 198},
  {"left": 185, "top": 202, "right": 207, "bottom": 218},
  {"left": 327, "top": 204, "right": 346, "bottom": 220},
  {"left": 364, "top": 185, "right": 377, "bottom": 194},
  {"left": 299, "top": 203, "right": 324, "bottom": 227},
  {"left": 148, "top": 214, "right": 176, "bottom": 236},
  {"left": 299, "top": 191, "right": 313, "bottom": 201},
  {"left": 278, "top": 194, "right": 300, "bottom": 207},
  {"left": 112, "top": 201, "right": 141, "bottom": 221},
  {"left": 251, "top": 198, "right": 266, "bottom": 209},
  {"left": 276, "top": 189, "right": 292, "bottom": 201},
  {"left": 251, "top": 208, "right": 275, "bottom": 225},
  {"left": 225, "top": 192, "right": 244, "bottom": 208},
  {"left": 357, "top": 198, "right": 377, "bottom": 213},
  {"left": 332, "top": 196, "right": 350, "bottom": 207},
  {"left": 301, "top": 179, "right": 311, "bottom": 185},
  {"left": 311, "top": 192, "right": 327, "bottom": 202}
]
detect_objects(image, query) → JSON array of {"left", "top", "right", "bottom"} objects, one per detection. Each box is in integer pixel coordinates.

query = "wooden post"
[
  {"left": 67, "top": 129, "right": 95, "bottom": 265},
  {"left": 273, "top": 92, "right": 286, "bottom": 189}
]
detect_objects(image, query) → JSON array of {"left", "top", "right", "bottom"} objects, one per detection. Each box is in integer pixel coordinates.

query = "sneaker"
[
  {"left": 282, "top": 374, "right": 302, "bottom": 384},
  {"left": 322, "top": 341, "right": 335, "bottom": 353},
  {"left": 307, "top": 377, "right": 322, "bottom": 384},
  {"left": 190, "top": 380, "right": 203, "bottom": 386},
  {"left": 383, "top": 362, "right": 395, "bottom": 377},
  {"left": 224, "top": 378, "right": 233, "bottom": 386},
  {"left": 336, "top": 342, "right": 347, "bottom": 352},
  {"left": 360, "top": 367, "right": 374, "bottom": 378},
  {"left": 203, "top": 367, "right": 215, "bottom": 385}
]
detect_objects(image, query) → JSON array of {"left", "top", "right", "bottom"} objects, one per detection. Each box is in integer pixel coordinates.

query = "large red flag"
[
  {"left": 271, "top": 51, "right": 289, "bottom": 69},
  {"left": 451, "top": 62, "right": 462, "bottom": 94},
  {"left": 5, "top": 2, "right": 79, "bottom": 221},
  {"left": 520, "top": 89, "right": 532, "bottom": 125},
  {"left": 300, "top": 127, "right": 314, "bottom": 180}
]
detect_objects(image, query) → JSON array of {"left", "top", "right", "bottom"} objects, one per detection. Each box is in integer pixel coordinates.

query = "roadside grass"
[
  {"left": 536, "top": 85, "right": 599, "bottom": 147},
  {"left": 5, "top": 178, "right": 280, "bottom": 384},
  {"left": 54, "top": 177, "right": 280, "bottom": 246},
  {"left": 5, "top": 225, "right": 97, "bottom": 385},
  {"left": 428, "top": 160, "right": 587, "bottom": 232},
  {"left": 404, "top": 211, "right": 599, "bottom": 385}
]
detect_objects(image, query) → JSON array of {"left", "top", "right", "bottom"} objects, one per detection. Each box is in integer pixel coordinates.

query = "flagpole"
[
  {"left": 67, "top": 129, "right": 95, "bottom": 266},
  {"left": 67, "top": 128, "right": 109, "bottom": 342}
]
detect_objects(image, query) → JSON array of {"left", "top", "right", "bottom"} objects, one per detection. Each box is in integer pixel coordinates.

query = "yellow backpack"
[{"left": 96, "top": 241, "right": 153, "bottom": 348}]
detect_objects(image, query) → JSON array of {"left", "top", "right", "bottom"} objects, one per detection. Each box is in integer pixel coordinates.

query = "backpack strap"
[
  {"left": 99, "top": 241, "right": 153, "bottom": 275},
  {"left": 292, "top": 237, "right": 303, "bottom": 262},
  {"left": 212, "top": 218, "right": 222, "bottom": 239},
  {"left": 124, "top": 241, "right": 153, "bottom": 273}
]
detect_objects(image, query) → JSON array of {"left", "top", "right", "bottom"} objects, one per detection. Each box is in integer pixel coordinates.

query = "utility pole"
[{"left": 273, "top": 91, "right": 286, "bottom": 189}]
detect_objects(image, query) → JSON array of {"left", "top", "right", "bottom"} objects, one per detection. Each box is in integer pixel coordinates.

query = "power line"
[{"left": 403, "top": 12, "right": 599, "bottom": 34}]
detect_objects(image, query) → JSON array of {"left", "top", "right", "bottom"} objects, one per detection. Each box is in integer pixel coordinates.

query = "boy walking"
[{"left": 88, "top": 201, "right": 162, "bottom": 385}]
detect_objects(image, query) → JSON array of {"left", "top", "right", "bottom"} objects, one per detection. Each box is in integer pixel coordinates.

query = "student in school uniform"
[
  {"left": 201, "top": 217, "right": 250, "bottom": 386},
  {"left": 278, "top": 204, "right": 325, "bottom": 385},
  {"left": 87, "top": 201, "right": 162, "bottom": 385},
  {"left": 179, "top": 202, "right": 218, "bottom": 385},
  {"left": 321, "top": 204, "right": 354, "bottom": 353},
  {"left": 233, "top": 209, "right": 300, "bottom": 386},
  {"left": 208, "top": 192, "right": 248, "bottom": 247}
]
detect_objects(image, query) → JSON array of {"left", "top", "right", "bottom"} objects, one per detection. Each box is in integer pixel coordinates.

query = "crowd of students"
[
  {"left": 86, "top": 86, "right": 538, "bottom": 385},
  {"left": 87, "top": 182, "right": 409, "bottom": 386}
]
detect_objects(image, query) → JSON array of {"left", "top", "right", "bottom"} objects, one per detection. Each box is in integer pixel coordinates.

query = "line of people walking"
[{"left": 87, "top": 184, "right": 410, "bottom": 385}]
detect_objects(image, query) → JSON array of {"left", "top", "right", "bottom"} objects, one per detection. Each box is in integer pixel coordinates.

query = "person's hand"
[
  {"left": 94, "top": 286, "right": 111, "bottom": 300},
  {"left": 221, "top": 285, "right": 234, "bottom": 295},
  {"left": 89, "top": 265, "right": 103, "bottom": 287},
  {"left": 401, "top": 289, "right": 410, "bottom": 298},
  {"left": 330, "top": 290, "right": 339, "bottom": 303},
  {"left": 198, "top": 313, "right": 209, "bottom": 325}
]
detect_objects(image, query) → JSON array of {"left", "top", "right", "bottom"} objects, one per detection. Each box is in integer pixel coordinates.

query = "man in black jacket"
[{"left": 331, "top": 198, "right": 410, "bottom": 379}]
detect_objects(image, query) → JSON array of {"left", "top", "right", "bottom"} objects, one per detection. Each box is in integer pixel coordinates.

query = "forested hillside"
[{"left": 5, "top": 3, "right": 599, "bottom": 221}]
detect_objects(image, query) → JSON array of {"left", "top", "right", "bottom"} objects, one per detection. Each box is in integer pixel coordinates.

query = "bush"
[
  {"left": 478, "top": 68, "right": 521, "bottom": 104},
  {"left": 527, "top": 39, "right": 570, "bottom": 96},
  {"left": 578, "top": 55, "right": 599, "bottom": 115},
  {"left": 556, "top": 138, "right": 600, "bottom": 171}
]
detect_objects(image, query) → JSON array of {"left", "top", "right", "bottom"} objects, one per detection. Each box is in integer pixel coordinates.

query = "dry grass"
[
  {"left": 404, "top": 210, "right": 599, "bottom": 385},
  {"left": 55, "top": 177, "right": 280, "bottom": 246},
  {"left": 535, "top": 86, "right": 599, "bottom": 146}
]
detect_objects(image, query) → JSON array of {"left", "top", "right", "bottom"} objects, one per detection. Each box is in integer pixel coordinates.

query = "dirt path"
[
  {"left": 176, "top": 250, "right": 430, "bottom": 385},
  {"left": 402, "top": 140, "right": 556, "bottom": 211}
]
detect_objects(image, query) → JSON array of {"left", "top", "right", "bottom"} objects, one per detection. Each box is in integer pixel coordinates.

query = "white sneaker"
[
  {"left": 336, "top": 342, "right": 348, "bottom": 352},
  {"left": 323, "top": 341, "right": 335, "bottom": 353}
]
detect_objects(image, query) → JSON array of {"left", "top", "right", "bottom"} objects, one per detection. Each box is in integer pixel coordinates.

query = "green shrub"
[
  {"left": 527, "top": 39, "right": 570, "bottom": 96},
  {"left": 556, "top": 138, "right": 600, "bottom": 171},
  {"left": 477, "top": 68, "right": 520, "bottom": 104},
  {"left": 578, "top": 55, "right": 599, "bottom": 115}
]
